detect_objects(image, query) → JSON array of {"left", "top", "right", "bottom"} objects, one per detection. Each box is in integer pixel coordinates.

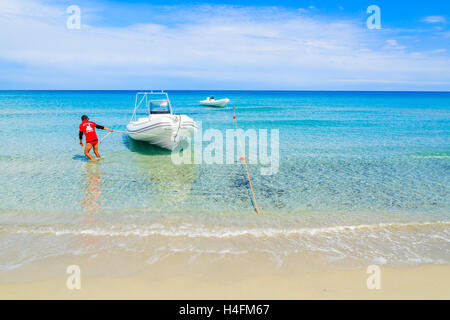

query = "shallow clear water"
[{"left": 0, "top": 91, "right": 449, "bottom": 274}]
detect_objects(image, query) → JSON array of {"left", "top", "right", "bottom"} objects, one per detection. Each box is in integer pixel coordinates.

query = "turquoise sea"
[{"left": 0, "top": 91, "right": 449, "bottom": 278}]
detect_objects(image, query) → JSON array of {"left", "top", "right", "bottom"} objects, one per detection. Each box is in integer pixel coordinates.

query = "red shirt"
[{"left": 79, "top": 120, "right": 98, "bottom": 143}]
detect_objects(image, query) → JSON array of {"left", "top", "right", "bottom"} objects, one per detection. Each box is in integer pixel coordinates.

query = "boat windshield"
[
  {"left": 150, "top": 100, "right": 170, "bottom": 114},
  {"left": 131, "top": 91, "right": 173, "bottom": 121}
]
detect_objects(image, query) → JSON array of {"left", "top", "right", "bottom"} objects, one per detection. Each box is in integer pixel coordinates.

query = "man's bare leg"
[
  {"left": 93, "top": 143, "right": 101, "bottom": 160},
  {"left": 84, "top": 143, "right": 96, "bottom": 161}
]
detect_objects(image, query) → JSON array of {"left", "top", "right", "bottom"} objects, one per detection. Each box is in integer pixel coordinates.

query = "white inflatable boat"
[
  {"left": 126, "top": 91, "right": 197, "bottom": 150},
  {"left": 199, "top": 96, "right": 230, "bottom": 107}
]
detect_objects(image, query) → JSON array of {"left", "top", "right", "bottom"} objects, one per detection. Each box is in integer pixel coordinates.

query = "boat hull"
[
  {"left": 199, "top": 98, "right": 229, "bottom": 107},
  {"left": 126, "top": 114, "right": 197, "bottom": 150}
]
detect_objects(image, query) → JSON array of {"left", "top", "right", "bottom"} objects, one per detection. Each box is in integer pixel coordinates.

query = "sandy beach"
[
  {"left": 1, "top": 252, "right": 449, "bottom": 300},
  {"left": 1, "top": 266, "right": 449, "bottom": 300}
]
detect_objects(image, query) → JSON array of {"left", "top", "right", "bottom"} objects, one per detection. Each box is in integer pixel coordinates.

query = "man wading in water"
[{"left": 79, "top": 115, "right": 114, "bottom": 161}]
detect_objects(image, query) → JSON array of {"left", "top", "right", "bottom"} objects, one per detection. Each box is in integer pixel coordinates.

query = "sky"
[{"left": 0, "top": 0, "right": 449, "bottom": 90}]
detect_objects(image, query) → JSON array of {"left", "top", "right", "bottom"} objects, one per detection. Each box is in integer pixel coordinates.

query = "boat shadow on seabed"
[{"left": 123, "top": 134, "right": 173, "bottom": 155}]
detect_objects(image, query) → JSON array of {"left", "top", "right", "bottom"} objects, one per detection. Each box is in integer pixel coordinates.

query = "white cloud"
[
  {"left": 431, "top": 48, "right": 447, "bottom": 54},
  {"left": 0, "top": 0, "right": 449, "bottom": 90},
  {"left": 422, "top": 16, "right": 447, "bottom": 24},
  {"left": 384, "top": 39, "right": 406, "bottom": 50}
]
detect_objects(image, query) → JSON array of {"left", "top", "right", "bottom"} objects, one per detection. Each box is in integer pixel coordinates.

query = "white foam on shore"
[
  {"left": 1, "top": 221, "right": 448, "bottom": 273},
  {"left": 1, "top": 221, "right": 449, "bottom": 239}
]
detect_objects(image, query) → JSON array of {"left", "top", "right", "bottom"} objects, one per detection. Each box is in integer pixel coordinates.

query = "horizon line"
[{"left": 1, "top": 89, "right": 450, "bottom": 93}]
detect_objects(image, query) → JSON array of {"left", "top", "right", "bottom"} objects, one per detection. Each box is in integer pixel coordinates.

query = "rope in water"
[
  {"left": 98, "top": 129, "right": 134, "bottom": 143},
  {"left": 99, "top": 131, "right": 113, "bottom": 143},
  {"left": 232, "top": 94, "right": 261, "bottom": 215}
]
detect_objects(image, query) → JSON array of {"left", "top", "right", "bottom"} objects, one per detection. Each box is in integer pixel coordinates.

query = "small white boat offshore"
[
  {"left": 126, "top": 91, "right": 197, "bottom": 150},
  {"left": 199, "top": 96, "right": 230, "bottom": 107}
]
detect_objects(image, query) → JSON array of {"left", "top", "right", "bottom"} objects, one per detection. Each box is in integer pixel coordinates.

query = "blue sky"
[{"left": 0, "top": 0, "right": 449, "bottom": 90}]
